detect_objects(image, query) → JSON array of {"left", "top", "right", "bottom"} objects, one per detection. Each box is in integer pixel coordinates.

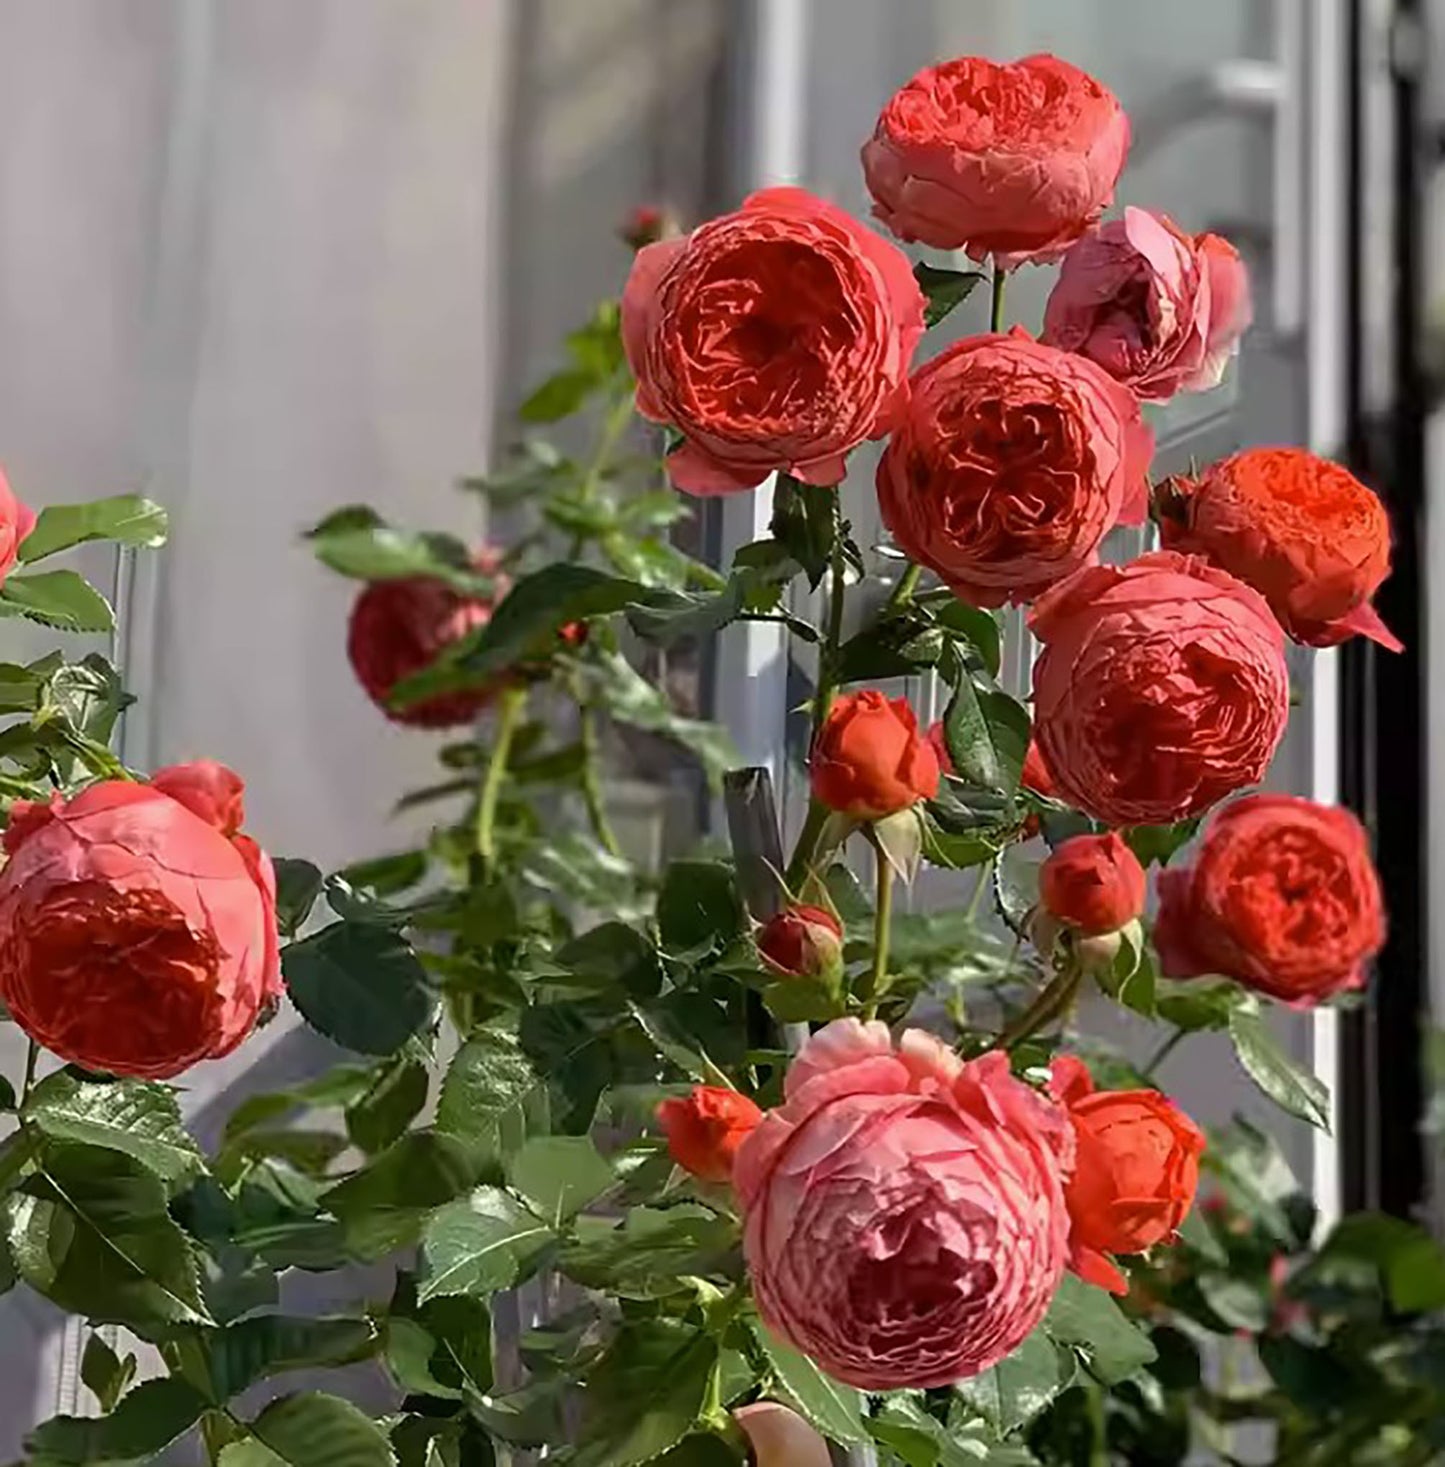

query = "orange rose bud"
[
  {"left": 1157, "top": 446, "right": 1402, "bottom": 652},
  {"left": 1050, "top": 1055, "right": 1205, "bottom": 1294},
  {"left": 656, "top": 1085, "right": 763, "bottom": 1184},
  {"left": 811, "top": 691, "right": 940, "bottom": 820},
  {"left": 1039, "top": 832, "right": 1146, "bottom": 936},
  {"left": 757, "top": 905, "right": 844, "bottom": 984}
]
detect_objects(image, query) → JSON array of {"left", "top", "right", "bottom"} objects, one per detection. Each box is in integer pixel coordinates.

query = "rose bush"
[
  {"left": 1030, "top": 551, "right": 1291, "bottom": 824},
  {"left": 877, "top": 329, "right": 1152, "bottom": 606},
  {"left": 622, "top": 185, "right": 924, "bottom": 494},
  {"left": 1155, "top": 792, "right": 1386, "bottom": 1003},
  {"left": 862, "top": 53, "right": 1129, "bottom": 264}
]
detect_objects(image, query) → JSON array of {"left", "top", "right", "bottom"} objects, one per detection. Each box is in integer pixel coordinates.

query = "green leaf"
[
  {"left": 954, "top": 1329, "right": 1073, "bottom": 1434},
  {"left": 435, "top": 1030, "right": 549, "bottom": 1166},
  {"left": 22, "top": 1072, "right": 204, "bottom": 1189},
  {"left": 1228, "top": 1006, "right": 1331, "bottom": 1130},
  {"left": 1044, "top": 1274, "right": 1156, "bottom": 1384},
  {"left": 385, "top": 1292, "right": 493, "bottom": 1403},
  {"left": 393, "top": 564, "right": 656, "bottom": 701},
  {"left": 1175, "top": 1202, "right": 1228, "bottom": 1265},
  {"left": 657, "top": 859, "right": 745, "bottom": 957},
  {"left": 18, "top": 495, "right": 168, "bottom": 563},
  {"left": 345, "top": 1055, "right": 430, "bottom": 1155},
  {"left": 944, "top": 674, "right": 1029, "bottom": 793},
  {"left": 582, "top": 651, "right": 738, "bottom": 788},
  {"left": 752, "top": 1323, "right": 870, "bottom": 1445},
  {"left": 835, "top": 616, "right": 948, "bottom": 684},
  {"left": 573, "top": 1320, "right": 720, "bottom": 1467},
  {"left": 24, "top": 1377, "right": 209, "bottom": 1464},
  {"left": 80, "top": 1332, "right": 137, "bottom": 1414},
  {"left": 246, "top": 1391, "right": 398, "bottom": 1466},
  {"left": 273, "top": 859, "right": 326, "bottom": 938},
  {"left": 1196, "top": 1272, "right": 1270, "bottom": 1331},
  {"left": 41, "top": 653, "right": 133, "bottom": 744},
  {"left": 507, "top": 1135, "right": 613, "bottom": 1223},
  {"left": 934, "top": 600, "right": 1003, "bottom": 679},
  {"left": 1153, "top": 976, "right": 1245, "bottom": 1031},
  {"left": 320, "top": 1132, "right": 477, "bottom": 1259},
  {"left": 652, "top": 1439, "right": 745, "bottom": 1466},
  {"left": 560, "top": 1205, "right": 740, "bottom": 1298},
  {"left": 1313, "top": 1211, "right": 1445, "bottom": 1313},
  {"left": 202, "top": 1315, "right": 380, "bottom": 1401},
  {"left": 6, "top": 1144, "right": 210, "bottom": 1329},
  {"left": 519, "top": 367, "right": 597, "bottom": 423},
  {"left": 914, "top": 262, "right": 989, "bottom": 328},
  {"left": 416, "top": 1186, "right": 553, "bottom": 1302},
  {"left": 0, "top": 569, "right": 114, "bottom": 632},
  {"left": 1125, "top": 819, "right": 1201, "bottom": 867},
  {"left": 308, "top": 522, "right": 484, "bottom": 593},
  {"left": 283, "top": 921, "right": 432, "bottom": 1057},
  {"left": 993, "top": 848, "right": 1040, "bottom": 935},
  {"left": 770, "top": 474, "right": 838, "bottom": 587},
  {"left": 554, "top": 921, "right": 663, "bottom": 1001}
]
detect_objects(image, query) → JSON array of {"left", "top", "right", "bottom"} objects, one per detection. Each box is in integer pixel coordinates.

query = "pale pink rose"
[
  {"left": 735, "top": 1019, "right": 1072, "bottom": 1389},
  {"left": 734, "top": 1403, "right": 831, "bottom": 1467},
  {"left": 862, "top": 54, "right": 1129, "bottom": 267},
  {"left": 1042, "top": 208, "right": 1252, "bottom": 401},
  {"left": 622, "top": 187, "right": 925, "bottom": 496}
]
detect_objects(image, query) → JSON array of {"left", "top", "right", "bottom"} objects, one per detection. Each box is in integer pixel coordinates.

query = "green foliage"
[{"left": 913, "top": 262, "right": 989, "bottom": 327}]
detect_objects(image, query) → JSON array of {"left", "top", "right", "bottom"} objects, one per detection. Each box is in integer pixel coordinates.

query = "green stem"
[
  {"left": 966, "top": 859, "right": 994, "bottom": 923},
  {"left": 20, "top": 1038, "right": 38, "bottom": 1107},
  {"left": 990, "top": 261, "right": 1008, "bottom": 333},
  {"left": 475, "top": 685, "right": 528, "bottom": 869},
  {"left": 575, "top": 684, "right": 621, "bottom": 858},
  {"left": 579, "top": 388, "right": 635, "bottom": 506},
  {"left": 998, "top": 962, "right": 1083, "bottom": 1050},
  {"left": 861, "top": 854, "right": 894, "bottom": 1021},
  {"left": 784, "top": 800, "right": 830, "bottom": 891},
  {"left": 1142, "top": 1027, "right": 1186, "bottom": 1081},
  {"left": 884, "top": 561, "right": 922, "bottom": 612}
]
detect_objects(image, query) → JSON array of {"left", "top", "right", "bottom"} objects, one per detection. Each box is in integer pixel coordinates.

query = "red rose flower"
[
  {"left": 656, "top": 1085, "right": 763, "bottom": 1184},
  {"left": 862, "top": 54, "right": 1129, "bottom": 266},
  {"left": 1157, "top": 446, "right": 1402, "bottom": 652},
  {"left": 347, "top": 552, "right": 508, "bottom": 729},
  {"left": 0, "top": 468, "right": 37, "bottom": 585},
  {"left": 1030, "top": 552, "right": 1289, "bottom": 825},
  {"left": 756, "top": 905, "right": 844, "bottom": 983},
  {"left": 1040, "top": 832, "right": 1146, "bottom": 936},
  {"left": 1050, "top": 1055, "right": 1205, "bottom": 1294},
  {"left": 1043, "top": 208, "right": 1252, "bottom": 401},
  {"left": 1154, "top": 793, "right": 1385, "bottom": 1004},
  {"left": 811, "top": 691, "right": 940, "bottom": 820},
  {"left": 0, "top": 762, "right": 280, "bottom": 1079},
  {"left": 876, "top": 331, "right": 1153, "bottom": 607},
  {"left": 621, "top": 186, "right": 924, "bottom": 495}
]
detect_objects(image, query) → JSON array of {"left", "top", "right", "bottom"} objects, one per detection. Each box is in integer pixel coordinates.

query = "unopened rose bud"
[
  {"left": 656, "top": 1085, "right": 762, "bottom": 1184},
  {"left": 1040, "top": 831, "right": 1146, "bottom": 936},
  {"left": 757, "top": 905, "right": 844, "bottom": 986},
  {"left": 619, "top": 203, "right": 681, "bottom": 251}
]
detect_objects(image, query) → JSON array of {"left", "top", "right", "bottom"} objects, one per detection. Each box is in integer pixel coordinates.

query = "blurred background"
[{"left": 0, "top": 0, "right": 1439, "bottom": 1442}]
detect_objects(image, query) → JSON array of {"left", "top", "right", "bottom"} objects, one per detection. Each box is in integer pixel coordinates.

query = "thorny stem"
[
  {"left": 884, "top": 561, "right": 922, "bottom": 612},
  {"left": 860, "top": 854, "right": 895, "bottom": 1021},
  {"left": 475, "top": 685, "right": 528, "bottom": 870},
  {"left": 20, "top": 1038, "right": 38, "bottom": 1107},
  {"left": 990, "top": 260, "right": 1008, "bottom": 333},
  {"left": 574, "top": 677, "right": 622, "bottom": 858},
  {"left": 997, "top": 961, "right": 1083, "bottom": 1050}
]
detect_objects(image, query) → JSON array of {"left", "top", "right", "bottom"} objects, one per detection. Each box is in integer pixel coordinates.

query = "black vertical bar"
[{"left": 1340, "top": 0, "right": 1429, "bottom": 1219}]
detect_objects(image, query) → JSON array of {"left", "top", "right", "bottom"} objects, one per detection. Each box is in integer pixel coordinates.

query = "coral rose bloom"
[
  {"left": 1154, "top": 793, "right": 1385, "bottom": 1004},
  {"left": 735, "top": 1019, "right": 1073, "bottom": 1389},
  {"left": 811, "top": 690, "right": 940, "bottom": 819},
  {"left": 347, "top": 553, "right": 507, "bottom": 729},
  {"left": 1043, "top": 208, "right": 1252, "bottom": 401},
  {"left": 877, "top": 331, "right": 1153, "bottom": 608},
  {"left": 1158, "top": 446, "right": 1402, "bottom": 652},
  {"left": 1030, "top": 552, "right": 1289, "bottom": 826},
  {"left": 1040, "top": 831, "right": 1147, "bottom": 936},
  {"left": 0, "top": 468, "right": 37, "bottom": 584},
  {"left": 862, "top": 54, "right": 1129, "bottom": 266},
  {"left": 621, "top": 186, "right": 925, "bottom": 496},
  {"left": 656, "top": 1085, "right": 763, "bottom": 1184},
  {"left": 1051, "top": 1056, "right": 1204, "bottom": 1294},
  {"left": 0, "top": 761, "right": 281, "bottom": 1079}
]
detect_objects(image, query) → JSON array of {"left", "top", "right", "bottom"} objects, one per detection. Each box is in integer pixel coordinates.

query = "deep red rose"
[
  {"left": 0, "top": 762, "right": 280, "bottom": 1079},
  {"left": 862, "top": 54, "right": 1129, "bottom": 266},
  {"left": 1051, "top": 1055, "right": 1205, "bottom": 1294},
  {"left": 1157, "top": 446, "right": 1402, "bottom": 652},
  {"left": 756, "top": 905, "right": 844, "bottom": 983},
  {"left": 1030, "top": 552, "right": 1289, "bottom": 825},
  {"left": 621, "top": 186, "right": 924, "bottom": 495},
  {"left": 811, "top": 691, "right": 940, "bottom": 820},
  {"left": 347, "top": 552, "right": 508, "bottom": 728},
  {"left": 1040, "top": 832, "right": 1146, "bottom": 936},
  {"left": 877, "top": 331, "right": 1153, "bottom": 608},
  {"left": 1154, "top": 793, "right": 1385, "bottom": 1004},
  {"left": 0, "top": 468, "right": 36, "bottom": 585},
  {"left": 656, "top": 1085, "right": 763, "bottom": 1184}
]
